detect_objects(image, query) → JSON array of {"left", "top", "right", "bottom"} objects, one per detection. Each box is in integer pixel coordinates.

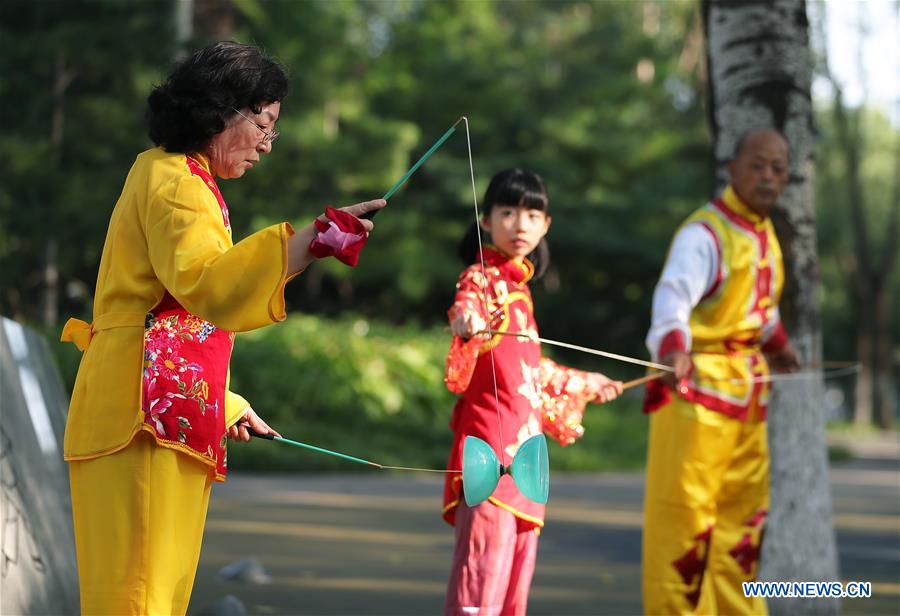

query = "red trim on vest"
[
  {"left": 645, "top": 354, "right": 768, "bottom": 420},
  {"left": 682, "top": 353, "right": 767, "bottom": 420},
  {"left": 696, "top": 221, "right": 724, "bottom": 301},
  {"left": 712, "top": 198, "right": 757, "bottom": 233},
  {"left": 186, "top": 156, "right": 230, "bottom": 229}
]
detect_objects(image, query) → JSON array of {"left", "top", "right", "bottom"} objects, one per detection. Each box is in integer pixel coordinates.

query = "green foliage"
[
  {"left": 815, "top": 104, "right": 900, "bottom": 367},
  {"left": 2, "top": 0, "right": 709, "bottom": 368},
  {"left": 0, "top": 0, "right": 174, "bottom": 319},
  {"left": 227, "top": 313, "right": 457, "bottom": 471}
]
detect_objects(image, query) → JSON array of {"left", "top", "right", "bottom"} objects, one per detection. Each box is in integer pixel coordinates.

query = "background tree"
[
  {"left": 811, "top": 4, "right": 899, "bottom": 430},
  {"left": 703, "top": 0, "right": 839, "bottom": 613},
  {"left": 825, "top": 94, "right": 898, "bottom": 431},
  {"left": 0, "top": 0, "right": 174, "bottom": 325}
]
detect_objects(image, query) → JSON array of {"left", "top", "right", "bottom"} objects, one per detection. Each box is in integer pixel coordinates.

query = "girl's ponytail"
[
  {"left": 457, "top": 222, "right": 481, "bottom": 267},
  {"left": 528, "top": 238, "right": 550, "bottom": 279}
]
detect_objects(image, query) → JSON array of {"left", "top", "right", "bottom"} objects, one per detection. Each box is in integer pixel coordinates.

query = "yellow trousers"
[
  {"left": 643, "top": 398, "right": 768, "bottom": 616},
  {"left": 69, "top": 431, "right": 213, "bottom": 615}
]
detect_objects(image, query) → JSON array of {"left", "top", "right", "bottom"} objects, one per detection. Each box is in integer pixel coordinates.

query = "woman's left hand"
[
  {"left": 588, "top": 373, "right": 624, "bottom": 404},
  {"left": 289, "top": 199, "right": 387, "bottom": 275},
  {"left": 228, "top": 408, "right": 281, "bottom": 442},
  {"left": 320, "top": 199, "right": 387, "bottom": 232}
]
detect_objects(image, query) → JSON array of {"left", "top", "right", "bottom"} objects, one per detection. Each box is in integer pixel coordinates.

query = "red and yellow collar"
[
  {"left": 186, "top": 151, "right": 213, "bottom": 175},
  {"left": 722, "top": 185, "right": 766, "bottom": 227},
  {"left": 480, "top": 245, "right": 535, "bottom": 284}
]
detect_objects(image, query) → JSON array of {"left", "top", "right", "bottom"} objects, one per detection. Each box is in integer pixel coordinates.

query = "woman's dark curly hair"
[{"left": 147, "top": 41, "right": 289, "bottom": 153}]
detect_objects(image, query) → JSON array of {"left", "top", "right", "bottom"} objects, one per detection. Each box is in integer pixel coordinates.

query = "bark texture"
[{"left": 703, "top": 1, "right": 839, "bottom": 613}]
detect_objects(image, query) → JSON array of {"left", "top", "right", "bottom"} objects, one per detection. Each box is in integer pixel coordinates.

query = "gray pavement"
[{"left": 189, "top": 458, "right": 899, "bottom": 616}]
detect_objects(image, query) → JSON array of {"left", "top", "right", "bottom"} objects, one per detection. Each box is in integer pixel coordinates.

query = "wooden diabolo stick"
[{"left": 621, "top": 371, "right": 666, "bottom": 390}]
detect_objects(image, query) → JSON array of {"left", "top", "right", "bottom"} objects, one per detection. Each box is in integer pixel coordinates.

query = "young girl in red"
[{"left": 443, "top": 168, "right": 623, "bottom": 615}]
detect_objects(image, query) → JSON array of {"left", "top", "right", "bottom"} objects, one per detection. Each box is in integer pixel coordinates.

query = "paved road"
[{"left": 189, "top": 457, "right": 899, "bottom": 615}]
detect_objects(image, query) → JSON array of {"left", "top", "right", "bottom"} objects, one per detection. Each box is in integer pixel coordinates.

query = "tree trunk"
[
  {"left": 193, "top": 0, "right": 235, "bottom": 39},
  {"left": 854, "top": 324, "right": 874, "bottom": 425},
  {"left": 703, "top": 1, "right": 839, "bottom": 613},
  {"left": 45, "top": 51, "right": 75, "bottom": 329},
  {"left": 174, "top": 0, "right": 194, "bottom": 58},
  {"left": 874, "top": 283, "right": 896, "bottom": 429},
  {"left": 42, "top": 239, "right": 59, "bottom": 329}
]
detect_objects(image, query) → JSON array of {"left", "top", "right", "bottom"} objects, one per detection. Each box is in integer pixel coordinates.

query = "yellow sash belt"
[{"left": 60, "top": 312, "right": 147, "bottom": 352}]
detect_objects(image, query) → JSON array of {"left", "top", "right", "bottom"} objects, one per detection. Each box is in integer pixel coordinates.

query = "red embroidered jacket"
[{"left": 443, "top": 247, "right": 603, "bottom": 531}]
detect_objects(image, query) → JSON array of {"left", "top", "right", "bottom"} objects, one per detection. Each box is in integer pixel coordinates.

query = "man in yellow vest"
[{"left": 642, "top": 129, "right": 800, "bottom": 615}]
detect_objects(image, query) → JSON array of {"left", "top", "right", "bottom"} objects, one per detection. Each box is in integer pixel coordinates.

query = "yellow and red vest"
[{"left": 645, "top": 186, "right": 785, "bottom": 421}]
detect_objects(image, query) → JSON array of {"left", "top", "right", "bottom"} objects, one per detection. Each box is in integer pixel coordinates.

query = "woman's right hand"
[
  {"left": 228, "top": 408, "right": 281, "bottom": 442},
  {"left": 450, "top": 311, "right": 488, "bottom": 340}
]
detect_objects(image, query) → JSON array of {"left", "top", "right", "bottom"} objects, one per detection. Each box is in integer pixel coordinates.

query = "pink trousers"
[{"left": 445, "top": 501, "right": 539, "bottom": 616}]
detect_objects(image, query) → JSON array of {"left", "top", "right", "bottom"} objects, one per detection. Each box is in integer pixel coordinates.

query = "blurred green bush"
[{"left": 227, "top": 313, "right": 456, "bottom": 471}]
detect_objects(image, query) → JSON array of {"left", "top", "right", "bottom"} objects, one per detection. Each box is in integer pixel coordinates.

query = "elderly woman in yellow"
[{"left": 59, "top": 41, "right": 385, "bottom": 615}]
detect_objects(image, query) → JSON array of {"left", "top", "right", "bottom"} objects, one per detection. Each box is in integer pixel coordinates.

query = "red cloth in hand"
[
  {"left": 309, "top": 206, "right": 368, "bottom": 266},
  {"left": 761, "top": 321, "right": 789, "bottom": 353}
]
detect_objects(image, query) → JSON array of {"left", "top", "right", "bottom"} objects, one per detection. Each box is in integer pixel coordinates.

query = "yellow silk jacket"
[
  {"left": 681, "top": 185, "right": 785, "bottom": 418},
  {"left": 61, "top": 147, "right": 294, "bottom": 460}
]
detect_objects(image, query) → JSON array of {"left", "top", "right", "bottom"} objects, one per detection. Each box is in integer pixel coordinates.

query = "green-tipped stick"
[
  {"left": 248, "top": 429, "right": 378, "bottom": 467},
  {"left": 383, "top": 117, "right": 463, "bottom": 200},
  {"left": 361, "top": 117, "right": 464, "bottom": 220},
  {"left": 248, "top": 429, "right": 462, "bottom": 473}
]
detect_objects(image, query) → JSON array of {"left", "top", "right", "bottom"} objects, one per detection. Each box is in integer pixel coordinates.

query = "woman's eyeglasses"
[{"left": 232, "top": 108, "right": 279, "bottom": 144}]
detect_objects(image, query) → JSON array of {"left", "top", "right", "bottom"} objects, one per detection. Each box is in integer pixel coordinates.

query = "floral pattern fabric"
[{"left": 140, "top": 156, "right": 235, "bottom": 480}]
